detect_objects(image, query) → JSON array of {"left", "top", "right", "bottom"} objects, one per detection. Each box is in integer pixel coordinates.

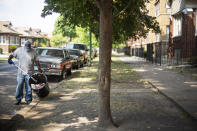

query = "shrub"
[
  {"left": 144, "top": 50, "right": 147, "bottom": 58},
  {"left": 0, "top": 48, "right": 3, "bottom": 54},
  {"left": 9, "top": 45, "right": 18, "bottom": 52}
]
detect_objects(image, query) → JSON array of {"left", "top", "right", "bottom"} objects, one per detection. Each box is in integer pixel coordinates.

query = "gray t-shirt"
[{"left": 13, "top": 47, "right": 38, "bottom": 75}]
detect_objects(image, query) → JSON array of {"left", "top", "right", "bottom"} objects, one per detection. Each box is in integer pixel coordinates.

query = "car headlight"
[{"left": 50, "top": 64, "right": 60, "bottom": 68}]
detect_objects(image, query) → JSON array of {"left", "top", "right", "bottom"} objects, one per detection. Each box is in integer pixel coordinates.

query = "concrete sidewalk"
[{"left": 120, "top": 56, "right": 197, "bottom": 121}]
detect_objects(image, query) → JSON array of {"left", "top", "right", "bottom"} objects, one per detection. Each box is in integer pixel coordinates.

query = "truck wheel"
[{"left": 67, "top": 68, "right": 72, "bottom": 76}]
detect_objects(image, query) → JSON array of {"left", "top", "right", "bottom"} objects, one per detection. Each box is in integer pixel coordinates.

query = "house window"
[
  {"left": 173, "top": 15, "right": 182, "bottom": 37},
  {"left": 0, "top": 36, "right": 6, "bottom": 44},
  {"left": 16, "top": 37, "right": 19, "bottom": 45},
  {"left": 3, "top": 36, "right": 6, "bottom": 43},
  {"left": 155, "top": 2, "right": 160, "bottom": 17},
  {"left": 166, "top": 26, "right": 170, "bottom": 40},
  {"left": 155, "top": 33, "right": 160, "bottom": 42},
  {"left": 10, "top": 36, "right": 15, "bottom": 45},
  {"left": 21, "top": 38, "right": 26, "bottom": 46}
]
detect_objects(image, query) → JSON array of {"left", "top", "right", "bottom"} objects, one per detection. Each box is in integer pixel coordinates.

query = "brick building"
[
  {"left": 0, "top": 21, "right": 51, "bottom": 53},
  {"left": 127, "top": 0, "right": 171, "bottom": 60},
  {"left": 0, "top": 21, "right": 20, "bottom": 53},
  {"left": 169, "top": 0, "right": 197, "bottom": 60}
]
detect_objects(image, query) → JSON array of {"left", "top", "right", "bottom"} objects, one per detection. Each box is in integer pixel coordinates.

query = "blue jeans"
[{"left": 16, "top": 73, "right": 32, "bottom": 102}]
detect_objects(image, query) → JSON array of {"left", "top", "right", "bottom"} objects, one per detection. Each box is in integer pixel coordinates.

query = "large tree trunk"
[{"left": 98, "top": 0, "right": 115, "bottom": 127}]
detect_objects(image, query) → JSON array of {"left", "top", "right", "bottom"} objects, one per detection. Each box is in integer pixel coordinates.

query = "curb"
[{"left": 148, "top": 81, "right": 197, "bottom": 122}]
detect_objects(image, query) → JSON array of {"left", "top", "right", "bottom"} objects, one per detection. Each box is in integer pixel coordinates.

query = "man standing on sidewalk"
[{"left": 8, "top": 41, "right": 41, "bottom": 105}]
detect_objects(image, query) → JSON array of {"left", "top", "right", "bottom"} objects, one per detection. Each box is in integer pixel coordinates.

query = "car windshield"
[
  {"left": 73, "top": 44, "right": 85, "bottom": 50},
  {"left": 39, "top": 49, "right": 64, "bottom": 58},
  {"left": 68, "top": 50, "right": 80, "bottom": 56},
  {"left": 36, "top": 48, "right": 44, "bottom": 55}
]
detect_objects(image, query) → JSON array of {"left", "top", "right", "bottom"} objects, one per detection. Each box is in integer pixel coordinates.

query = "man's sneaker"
[{"left": 14, "top": 100, "right": 21, "bottom": 105}]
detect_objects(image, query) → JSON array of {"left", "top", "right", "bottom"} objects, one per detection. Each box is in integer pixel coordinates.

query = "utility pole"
[{"left": 89, "top": 28, "right": 92, "bottom": 66}]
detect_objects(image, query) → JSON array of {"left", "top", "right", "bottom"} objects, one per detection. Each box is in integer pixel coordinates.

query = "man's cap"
[{"left": 24, "top": 41, "right": 32, "bottom": 49}]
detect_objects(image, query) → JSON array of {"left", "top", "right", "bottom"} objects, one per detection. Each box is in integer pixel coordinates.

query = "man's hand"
[
  {"left": 8, "top": 59, "right": 14, "bottom": 64},
  {"left": 8, "top": 54, "right": 14, "bottom": 64}
]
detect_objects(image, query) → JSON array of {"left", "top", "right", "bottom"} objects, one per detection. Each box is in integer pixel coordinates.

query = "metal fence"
[{"left": 145, "top": 42, "right": 186, "bottom": 66}]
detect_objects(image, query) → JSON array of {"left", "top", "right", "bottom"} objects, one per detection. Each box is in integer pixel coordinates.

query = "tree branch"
[
  {"left": 94, "top": 0, "right": 102, "bottom": 9},
  {"left": 113, "top": 0, "right": 132, "bottom": 18}
]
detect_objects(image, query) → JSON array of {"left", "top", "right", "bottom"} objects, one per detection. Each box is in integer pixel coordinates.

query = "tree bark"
[{"left": 97, "top": 0, "right": 115, "bottom": 127}]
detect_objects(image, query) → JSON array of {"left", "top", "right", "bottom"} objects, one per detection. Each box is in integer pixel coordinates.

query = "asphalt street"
[{"left": 0, "top": 61, "right": 18, "bottom": 117}]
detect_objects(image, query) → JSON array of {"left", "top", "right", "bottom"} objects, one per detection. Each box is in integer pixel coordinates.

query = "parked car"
[
  {"left": 67, "top": 49, "right": 84, "bottom": 69},
  {"left": 35, "top": 47, "right": 72, "bottom": 80},
  {"left": 65, "top": 43, "right": 88, "bottom": 64}
]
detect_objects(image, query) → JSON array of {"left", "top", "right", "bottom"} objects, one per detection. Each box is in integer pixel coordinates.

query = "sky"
[{"left": 0, "top": 0, "right": 59, "bottom": 33}]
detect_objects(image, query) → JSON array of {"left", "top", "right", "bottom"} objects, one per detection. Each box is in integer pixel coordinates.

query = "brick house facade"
[
  {"left": 0, "top": 21, "right": 20, "bottom": 53},
  {"left": 169, "top": 0, "right": 197, "bottom": 59},
  {"left": 0, "top": 21, "right": 51, "bottom": 53},
  {"left": 126, "top": 0, "right": 171, "bottom": 58}
]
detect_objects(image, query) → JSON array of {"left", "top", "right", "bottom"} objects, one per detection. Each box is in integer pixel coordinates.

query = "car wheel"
[
  {"left": 67, "top": 68, "right": 72, "bottom": 76},
  {"left": 72, "top": 63, "right": 76, "bottom": 69},
  {"left": 60, "top": 68, "right": 67, "bottom": 80},
  {"left": 76, "top": 62, "right": 80, "bottom": 69},
  {"left": 80, "top": 62, "right": 84, "bottom": 67}
]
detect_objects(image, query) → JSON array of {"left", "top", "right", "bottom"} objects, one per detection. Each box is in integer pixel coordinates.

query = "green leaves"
[
  {"left": 53, "top": 16, "right": 77, "bottom": 39},
  {"left": 42, "top": 0, "right": 160, "bottom": 45},
  {"left": 72, "top": 27, "right": 99, "bottom": 47},
  {"left": 50, "top": 34, "right": 68, "bottom": 47}
]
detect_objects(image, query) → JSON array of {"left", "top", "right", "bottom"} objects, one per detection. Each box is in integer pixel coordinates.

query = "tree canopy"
[
  {"left": 53, "top": 15, "right": 77, "bottom": 41},
  {"left": 51, "top": 16, "right": 99, "bottom": 47},
  {"left": 42, "top": 0, "right": 160, "bottom": 45},
  {"left": 72, "top": 27, "right": 99, "bottom": 47}
]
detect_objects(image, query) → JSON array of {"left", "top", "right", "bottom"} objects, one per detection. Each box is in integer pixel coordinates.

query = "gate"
[{"left": 147, "top": 44, "right": 153, "bottom": 62}]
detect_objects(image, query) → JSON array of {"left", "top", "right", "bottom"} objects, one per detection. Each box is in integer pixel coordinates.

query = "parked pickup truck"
[{"left": 35, "top": 47, "right": 72, "bottom": 80}]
